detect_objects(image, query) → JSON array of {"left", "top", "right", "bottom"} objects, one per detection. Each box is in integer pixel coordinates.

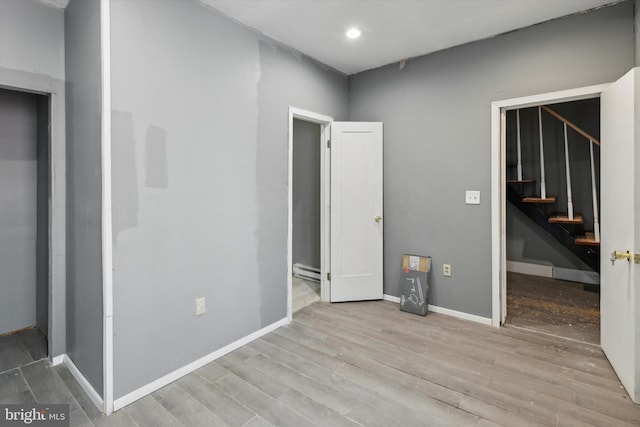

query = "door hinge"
[
  {"left": 327, "top": 139, "right": 331, "bottom": 149},
  {"left": 327, "top": 272, "right": 331, "bottom": 281}
]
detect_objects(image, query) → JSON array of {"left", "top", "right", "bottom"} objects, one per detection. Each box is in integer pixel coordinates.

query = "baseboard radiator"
[{"left": 293, "top": 263, "right": 321, "bottom": 282}]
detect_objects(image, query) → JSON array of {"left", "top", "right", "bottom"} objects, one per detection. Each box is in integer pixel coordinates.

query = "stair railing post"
[
  {"left": 516, "top": 109, "right": 523, "bottom": 181},
  {"left": 590, "top": 141, "right": 600, "bottom": 242},
  {"left": 563, "top": 123, "right": 574, "bottom": 220},
  {"left": 538, "top": 107, "right": 547, "bottom": 199}
]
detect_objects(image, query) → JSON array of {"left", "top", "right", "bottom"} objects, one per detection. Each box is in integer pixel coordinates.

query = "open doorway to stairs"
[
  {"left": 287, "top": 108, "right": 332, "bottom": 320},
  {"left": 491, "top": 84, "right": 610, "bottom": 340},
  {"left": 0, "top": 88, "right": 50, "bottom": 364},
  {"left": 504, "top": 98, "right": 601, "bottom": 344}
]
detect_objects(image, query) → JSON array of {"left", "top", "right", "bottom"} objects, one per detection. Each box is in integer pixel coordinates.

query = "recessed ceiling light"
[{"left": 346, "top": 28, "right": 362, "bottom": 39}]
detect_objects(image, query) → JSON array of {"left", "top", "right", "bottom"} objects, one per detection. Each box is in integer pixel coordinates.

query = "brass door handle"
[
  {"left": 611, "top": 250, "right": 632, "bottom": 265},
  {"left": 374, "top": 215, "right": 382, "bottom": 223}
]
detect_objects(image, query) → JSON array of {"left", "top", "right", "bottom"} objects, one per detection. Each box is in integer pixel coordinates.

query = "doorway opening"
[
  {"left": 503, "top": 99, "right": 601, "bottom": 344},
  {"left": 491, "top": 83, "right": 609, "bottom": 330},
  {"left": 287, "top": 108, "right": 333, "bottom": 321},
  {"left": 0, "top": 88, "right": 50, "bottom": 365},
  {"left": 291, "top": 118, "right": 322, "bottom": 314}
]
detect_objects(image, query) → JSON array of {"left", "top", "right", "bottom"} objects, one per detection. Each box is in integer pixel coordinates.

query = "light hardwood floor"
[
  {"left": 3, "top": 301, "right": 639, "bottom": 426},
  {"left": 292, "top": 276, "right": 321, "bottom": 313}
]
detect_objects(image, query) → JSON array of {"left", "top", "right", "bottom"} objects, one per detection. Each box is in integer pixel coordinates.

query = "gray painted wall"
[
  {"left": 36, "top": 95, "right": 49, "bottom": 335},
  {"left": 0, "top": 0, "right": 66, "bottom": 358},
  {"left": 0, "top": 89, "right": 38, "bottom": 335},
  {"left": 507, "top": 203, "right": 592, "bottom": 270},
  {"left": 0, "top": 0, "right": 65, "bottom": 82},
  {"left": 65, "top": 0, "right": 103, "bottom": 395},
  {"left": 506, "top": 99, "right": 599, "bottom": 271},
  {"left": 292, "top": 119, "right": 321, "bottom": 268},
  {"left": 109, "top": 0, "right": 347, "bottom": 398},
  {"left": 634, "top": 0, "right": 640, "bottom": 67},
  {"left": 348, "top": 2, "right": 634, "bottom": 318}
]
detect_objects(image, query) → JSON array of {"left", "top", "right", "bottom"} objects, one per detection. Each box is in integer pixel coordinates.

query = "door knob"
[
  {"left": 611, "top": 250, "right": 632, "bottom": 265},
  {"left": 374, "top": 215, "right": 382, "bottom": 223}
]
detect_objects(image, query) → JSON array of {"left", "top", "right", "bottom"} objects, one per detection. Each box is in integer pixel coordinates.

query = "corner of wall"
[{"left": 635, "top": 0, "right": 640, "bottom": 67}]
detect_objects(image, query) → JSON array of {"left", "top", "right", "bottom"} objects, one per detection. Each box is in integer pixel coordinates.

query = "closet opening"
[{"left": 0, "top": 88, "right": 50, "bottom": 364}]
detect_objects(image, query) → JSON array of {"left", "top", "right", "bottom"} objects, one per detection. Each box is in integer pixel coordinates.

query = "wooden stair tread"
[
  {"left": 548, "top": 214, "right": 584, "bottom": 224},
  {"left": 507, "top": 179, "right": 536, "bottom": 184},
  {"left": 522, "top": 196, "right": 556, "bottom": 204},
  {"left": 575, "top": 232, "right": 600, "bottom": 246}
]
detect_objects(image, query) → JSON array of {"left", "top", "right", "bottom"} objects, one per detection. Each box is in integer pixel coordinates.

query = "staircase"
[{"left": 507, "top": 104, "right": 600, "bottom": 274}]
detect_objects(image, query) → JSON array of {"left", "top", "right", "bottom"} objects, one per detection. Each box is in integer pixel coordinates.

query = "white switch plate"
[
  {"left": 196, "top": 297, "right": 206, "bottom": 315},
  {"left": 443, "top": 264, "right": 452, "bottom": 277},
  {"left": 465, "top": 190, "right": 480, "bottom": 205}
]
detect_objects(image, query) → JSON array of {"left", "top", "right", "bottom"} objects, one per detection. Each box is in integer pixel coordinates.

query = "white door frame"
[
  {"left": 287, "top": 107, "right": 333, "bottom": 321},
  {"left": 490, "top": 83, "right": 609, "bottom": 327},
  {"left": 101, "top": 0, "right": 114, "bottom": 414}
]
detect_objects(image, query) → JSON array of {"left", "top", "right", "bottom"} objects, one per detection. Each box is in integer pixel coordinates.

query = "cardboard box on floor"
[{"left": 399, "top": 254, "right": 431, "bottom": 316}]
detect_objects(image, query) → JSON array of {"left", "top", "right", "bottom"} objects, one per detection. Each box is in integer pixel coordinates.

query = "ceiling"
[
  {"left": 198, "top": 0, "right": 620, "bottom": 75},
  {"left": 34, "top": 0, "right": 621, "bottom": 76},
  {"left": 34, "top": 0, "right": 69, "bottom": 9}
]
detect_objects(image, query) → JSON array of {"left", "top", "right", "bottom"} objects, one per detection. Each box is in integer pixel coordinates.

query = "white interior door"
[
  {"left": 600, "top": 67, "right": 639, "bottom": 403},
  {"left": 330, "top": 122, "right": 383, "bottom": 302}
]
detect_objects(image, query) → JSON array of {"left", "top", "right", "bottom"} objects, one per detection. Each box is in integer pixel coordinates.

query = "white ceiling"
[
  {"left": 34, "top": 0, "right": 69, "bottom": 9},
  {"left": 33, "top": 0, "right": 621, "bottom": 75},
  {"left": 198, "top": 0, "right": 620, "bottom": 75}
]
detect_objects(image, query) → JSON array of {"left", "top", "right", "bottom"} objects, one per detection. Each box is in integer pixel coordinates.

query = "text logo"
[{"left": 0, "top": 405, "right": 69, "bottom": 427}]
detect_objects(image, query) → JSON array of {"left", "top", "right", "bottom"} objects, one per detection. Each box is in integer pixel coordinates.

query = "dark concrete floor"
[{"left": 505, "top": 272, "right": 600, "bottom": 344}]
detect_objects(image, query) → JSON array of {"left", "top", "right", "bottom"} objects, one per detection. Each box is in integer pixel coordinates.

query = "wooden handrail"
[{"left": 541, "top": 105, "right": 600, "bottom": 146}]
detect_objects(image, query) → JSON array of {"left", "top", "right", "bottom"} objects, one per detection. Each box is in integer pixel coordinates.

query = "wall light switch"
[
  {"left": 465, "top": 190, "right": 480, "bottom": 205},
  {"left": 196, "top": 297, "right": 206, "bottom": 316}
]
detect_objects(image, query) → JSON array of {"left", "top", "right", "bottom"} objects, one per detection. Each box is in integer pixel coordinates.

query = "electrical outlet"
[
  {"left": 195, "top": 297, "right": 206, "bottom": 316},
  {"left": 443, "top": 264, "right": 452, "bottom": 277},
  {"left": 465, "top": 190, "right": 480, "bottom": 205}
]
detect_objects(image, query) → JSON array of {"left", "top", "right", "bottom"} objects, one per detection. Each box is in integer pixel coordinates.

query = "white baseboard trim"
[
  {"left": 507, "top": 261, "right": 599, "bottom": 285},
  {"left": 51, "top": 355, "right": 64, "bottom": 366},
  {"left": 506, "top": 261, "right": 553, "bottom": 277},
  {"left": 427, "top": 304, "right": 492, "bottom": 325},
  {"left": 553, "top": 267, "right": 600, "bottom": 285},
  {"left": 383, "top": 294, "right": 400, "bottom": 303},
  {"left": 383, "top": 294, "right": 492, "bottom": 326},
  {"left": 293, "top": 263, "right": 321, "bottom": 282},
  {"left": 113, "top": 317, "right": 289, "bottom": 411},
  {"left": 64, "top": 355, "right": 104, "bottom": 413}
]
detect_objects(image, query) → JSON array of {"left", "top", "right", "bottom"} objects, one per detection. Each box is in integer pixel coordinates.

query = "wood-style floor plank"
[
  {"left": 124, "top": 394, "right": 182, "bottom": 427},
  {"left": 176, "top": 371, "right": 256, "bottom": 427},
  {"left": 0, "top": 334, "right": 33, "bottom": 373},
  {"left": 193, "top": 361, "right": 229, "bottom": 384},
  {"left": 93, "top": 410, "right": 138, "bottom": 427},
  {"left": 0, "top": 368, "right": 35, "bottom": 404},
  {"left": 276, "top": 388, "right": 362, "bottom": 427},
  {"left": 215, "top": 373, "right": 317, "bottom": 427},
  {"left": 242, "top": 415, "right": 274, "bottom": 427},
  {"left": 20, "top": 360, "right": 92, "bottom": 427},
  {"left": 54, "top": 364, "right": 103, "bottom": 423},
  {"left": 247, "top": 353, "right": 356, "bottom": 415},
  {"left": 3, "top": 300, "right": 639, "bottom": 426},
  {"left": 18, "top": 328, "right": 47, "bottom": 361},
  {"left": 217, "top": 354, "right": 291, "bottom": 399},
  {"left": 152, "top": 383, "right": 227, "bottom": 427}
]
